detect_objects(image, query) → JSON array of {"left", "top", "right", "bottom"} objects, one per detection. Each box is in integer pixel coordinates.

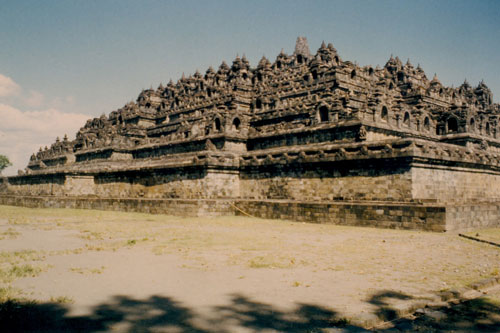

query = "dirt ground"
[{"left": 1, "top": 204, "right": 500, "bottom": 332}]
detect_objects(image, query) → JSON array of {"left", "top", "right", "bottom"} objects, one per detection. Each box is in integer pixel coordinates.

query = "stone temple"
[{"left": 2, "top": 37, "right": 500, "bottom": 232}]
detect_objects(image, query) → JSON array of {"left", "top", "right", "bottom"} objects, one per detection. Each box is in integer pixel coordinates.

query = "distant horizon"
[{"left": 1, "top": 0, "right": 499, "bottom": 175}]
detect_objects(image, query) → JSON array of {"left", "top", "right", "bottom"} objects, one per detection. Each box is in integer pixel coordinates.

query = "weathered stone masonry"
[{"left": 2, "top": 37, "right": 500, "bottom": 231}]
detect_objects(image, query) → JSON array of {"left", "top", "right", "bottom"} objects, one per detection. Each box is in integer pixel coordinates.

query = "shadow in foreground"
[
  {"left": 0, "top": 294, "right": 357, "bottom": 333},
  {"left": 1, "top": 290, "right": 500, "bottom": 332},
  {"left": 390, "top": 296, "right": 500, "bottom": 332}
]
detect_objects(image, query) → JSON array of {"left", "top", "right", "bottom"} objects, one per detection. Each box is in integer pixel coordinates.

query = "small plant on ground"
[
  {"left": 70, "top": 266, "right": 106, "bottom": 275},
  {"left": 49, "top": 296, "right": 74, "bottom": 304},
  {"left": 0, "top": 264, "right": 43, "bottom": 283},
  {"left": 0, "top": 228, "right": 20, "bottom": 240}
]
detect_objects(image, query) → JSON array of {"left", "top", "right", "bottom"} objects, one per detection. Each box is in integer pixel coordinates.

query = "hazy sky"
[{"left": 1, "top": 0, "right": 499, "bottom": 175}]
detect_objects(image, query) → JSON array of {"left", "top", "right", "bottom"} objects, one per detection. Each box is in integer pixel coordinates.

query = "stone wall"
[
  {"left": 3, "top": 194, "right": 500, "bottom": 232},
  {"left": 6, "top": 175, "right": 66, "bottom": 196},
  {"left": 0, "top": 177, "right": 6, "bottom": 193},
  {"left": 240, "top": 161, "right": 413, "bottom": 201},
  {"left": 411, "top": 165, "right": 500, "bottom": 203},
  {"left": 0, "top": 195, "right": 234, "bottom": 217},
  {"left": 0, "top": 195, "right": 457, "bottom": 232},
  {"left": 233, "top": 199, "right": 447, "bottom": 232},
  {"left": 446, "top": 203, "right": 500, "bottom": 231},
  {"left": 94, "top": 169, "right": 239, "bottom": 199},
  {"left": 65, "top": 176, "right": 96, "bottom": 196},
  {"left": 2, "top": 168, "right": 240, "bottom": 200}
]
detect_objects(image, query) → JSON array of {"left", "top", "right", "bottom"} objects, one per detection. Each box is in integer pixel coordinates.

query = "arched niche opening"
[
  {"left": 318, "top": 106, "right": 329, "bottom": 122},
  {"left": 297, "top": 54, "right": 303, "bottom": 64},
  {"left": 424, "top": 117, "right": 430, "bottom": 131},
  {"left": 232, "top": 118, "right": 241, "bottom": 131},
  {"left": 381, "top": 106, "right": 388, "bottom": 122},
  {"left": 214, "top": 118, "right": 222, "bottom": 132},
  {"left": 350, "top": 70, "right": 356, "bottom": 79},
  {"left": 256, "top": 98, "right": 262, "bottom": 109},
  {"left": 403, "top": 112, "right": 410, "bottom": 127},
  {"left": 486, "top": 122, "right": 491, "bottom": 135},
  {"left": 447, "top": 117, "right": 458, "bottom": 133}
]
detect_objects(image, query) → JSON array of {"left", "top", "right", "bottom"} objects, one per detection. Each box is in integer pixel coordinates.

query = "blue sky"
[{"left": 1, "top": 0, "right": 499, "bottom": 174}]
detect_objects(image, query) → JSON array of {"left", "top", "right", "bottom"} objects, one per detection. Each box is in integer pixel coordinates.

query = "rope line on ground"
[
  {"left": 458, "top": 233, "right": 500, "bottom": 248},
  {"left": 229, "top": 203, "right": 260, "bottom": 219}
]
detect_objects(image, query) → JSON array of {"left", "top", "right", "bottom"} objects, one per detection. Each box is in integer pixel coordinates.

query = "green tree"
[{"left": 0, "top": 155, "right": 12, "bottom": 174}]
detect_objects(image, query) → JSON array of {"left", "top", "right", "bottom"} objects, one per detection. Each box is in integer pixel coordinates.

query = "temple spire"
[{"left": 294, "top": 36, "right": 310, "bottom": 58}]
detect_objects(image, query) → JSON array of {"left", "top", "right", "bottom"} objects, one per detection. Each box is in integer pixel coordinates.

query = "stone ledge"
[{"left": 1, "top": 195, "right": 499, "bottom": 232}]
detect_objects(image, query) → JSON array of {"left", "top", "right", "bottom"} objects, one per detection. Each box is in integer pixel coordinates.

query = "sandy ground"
[{"left": 1, "top": 204, "right": 500, "bottom": 332}]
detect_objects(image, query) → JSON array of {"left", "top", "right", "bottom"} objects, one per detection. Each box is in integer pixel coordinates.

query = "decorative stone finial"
[
  {"left": 294, "top": 36, "right": 311, "bottom": 58},
  {"left": 327, "top": 43, "right": 337, "bottom": 53}
]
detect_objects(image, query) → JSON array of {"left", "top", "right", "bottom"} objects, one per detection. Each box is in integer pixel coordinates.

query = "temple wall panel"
[
  {"left": 93, "top": 169, "right": 239, "bottom": 199},
  {"left": 411, "top": 165, "right": 500, "bottom": 203},
  {"left": 239, "top": 162, "right": 413, "bottom": 201}
]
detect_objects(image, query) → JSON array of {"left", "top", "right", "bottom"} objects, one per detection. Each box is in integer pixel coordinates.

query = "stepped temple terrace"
[{"left": 2, "top": 37, "right": 500, "bottom": 231}]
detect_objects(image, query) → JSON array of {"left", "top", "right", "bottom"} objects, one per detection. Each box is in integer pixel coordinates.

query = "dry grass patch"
[
  {"left": 69, "top": 266, "right": 106, "bottom": 275},
  {"left": 0, "top": 286, "right": 27, "bottom": 304},
  {"left": 49, "top": 295, "right": 74, "bottom": 304},
  {"left": 0, "top": 250, "right": 45, "bottom": 265},
  {"left": 0, "top": 227, "right": 20, "bottom": 240},
  {"left": 0, "top": 250, "right": 48, "bottom": 283},
  {"left": 247, "top": 255, "right": 296, "bottom": 269},
  {"left": 0, "top": 264, "right": 44, "bottom": 283}
]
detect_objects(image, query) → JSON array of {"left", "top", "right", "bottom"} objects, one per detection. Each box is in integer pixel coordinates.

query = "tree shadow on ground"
[
  {"left": 0, "top": 294, "right": 359, "bottom": 333},
  {"left": 390, "top": 296, "right": 500, "bottom": 332},
  {"left": 367, "top": 290, "right": 413, "bottom": 321},
  {"left": 367, "top": 290, "right": 500, "bottom": 332},
  {"left": 1, "top": 290, "right": 500, "bottom": 332}
]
